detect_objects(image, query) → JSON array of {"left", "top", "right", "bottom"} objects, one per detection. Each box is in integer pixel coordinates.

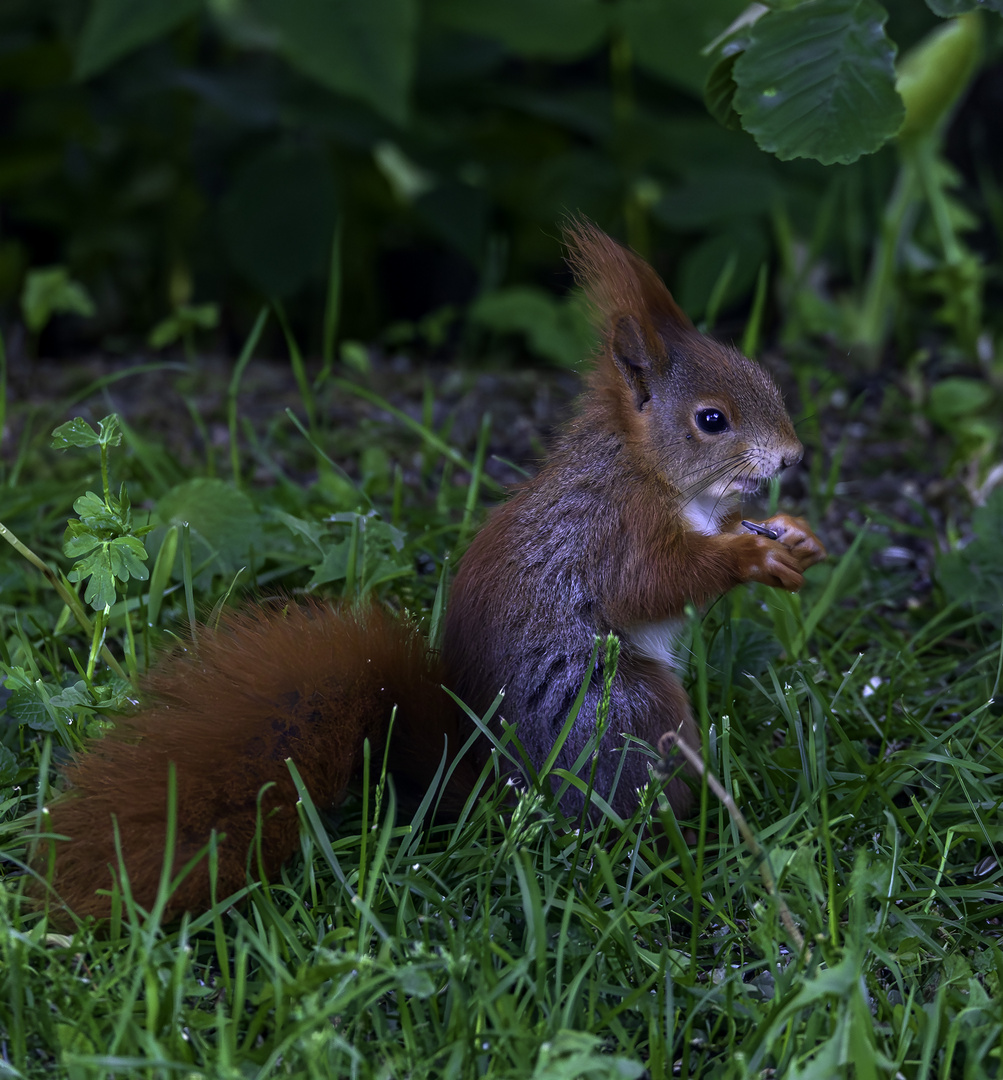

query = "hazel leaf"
[{"left": 732, "top": 0, "right": 904, "bottom": 165}]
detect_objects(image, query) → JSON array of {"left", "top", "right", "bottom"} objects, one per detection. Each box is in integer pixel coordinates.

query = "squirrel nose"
[{"left": 781, "top": 444, "right": 803, "bottom": 469}]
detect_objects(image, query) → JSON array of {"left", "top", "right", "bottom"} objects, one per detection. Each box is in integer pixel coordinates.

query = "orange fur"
[{"left": 44, "top": 602, "right": 471, "bottom": 920}]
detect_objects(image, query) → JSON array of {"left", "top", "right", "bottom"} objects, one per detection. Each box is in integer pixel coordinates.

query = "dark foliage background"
[{"left": 2, "top": 0, "right": 1001, "bottom": 373}]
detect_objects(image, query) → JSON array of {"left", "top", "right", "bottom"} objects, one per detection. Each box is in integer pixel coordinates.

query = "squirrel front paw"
[
  {"left": 759, "top": 514, "right": 827, "bottom": 571},
  {"left": 735, "top": 515, "right": 826, "bottom": 592}
]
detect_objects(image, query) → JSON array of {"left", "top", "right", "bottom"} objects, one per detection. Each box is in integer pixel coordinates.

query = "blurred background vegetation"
[{"left": 1, "top": 0, "right": 1000, "bottom": 379}]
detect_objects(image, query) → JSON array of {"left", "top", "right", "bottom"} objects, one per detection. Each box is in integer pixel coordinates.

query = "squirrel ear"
[
  {"left": 563, "top": 217, "right": 693, "bottom": 338},
  {"left": 611, "top": 315, "right": 651, "bottom": 410}
]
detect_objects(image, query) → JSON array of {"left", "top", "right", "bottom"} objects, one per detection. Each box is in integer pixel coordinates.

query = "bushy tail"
[{"left": 39, "top": 601, "right": 471, "bottom": 922}]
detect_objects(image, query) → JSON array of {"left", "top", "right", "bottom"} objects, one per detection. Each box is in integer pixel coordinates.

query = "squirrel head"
[{"left": 565, "top": 219, "right": 802, "bottom": 528}]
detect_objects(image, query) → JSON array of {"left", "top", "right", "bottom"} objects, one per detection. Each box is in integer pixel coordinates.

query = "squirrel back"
[{"left": 39, "top": 221, "right": 824, "bottom": 921}]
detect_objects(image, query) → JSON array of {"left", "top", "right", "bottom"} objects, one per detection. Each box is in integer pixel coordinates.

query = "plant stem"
[
  {"left": 0, "top": 519, "right": 130, "bottom": 683},
  {"left": 321, "top": 216, "right": 343, "bottom": 382},
  {"left": 660, "top": 730, "right": 808, "bottom": 959},
  {"left": 855, "top": 156, "right": 921, "bottom": 360}
]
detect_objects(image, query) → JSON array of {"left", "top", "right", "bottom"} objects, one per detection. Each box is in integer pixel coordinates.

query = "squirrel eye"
[{"left": 695, "top": 408, "right": 729, "bottom": 434}]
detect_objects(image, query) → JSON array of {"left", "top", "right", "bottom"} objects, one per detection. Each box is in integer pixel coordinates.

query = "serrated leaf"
[
  {"left": 704, "top": 50, "right": 744, "bottom": 132},
  {"left": 73, "top": 492, "right": 121, "bottom": 532},
  {"left": 75, "top": 0, "right": 202, "bottom": 80},
  {"left": 732, "top": 0, "right": 904, "bottom": 165},
  {"left": 109, "top": 536, "right": 150, "bottom": 582},
  {"left": 67, "top": 549, "right": 105, "bottom": 582},
  {"left": 98, "top": 414, "right": 123, "bottom": 447},
  {"left": 68, "top": 547, "right": 117, "bottom": 610},
  {"left": 51, "top": 417, "right": 101, "bottom": 450},
  {"left": 7, "top": 686, "right": 58, "bottom": 732},
  {"left": 83, "top": 558, "right": 117, "bottom": 610},
  {"left": 308, "top": 538, "right": 351, "bottom": 588},
  {"left": 271, "top": 510, "right": 328, "bottom": 552},
  {"left": 63, "top": 522, "right": 101, "bottom": 559},
  {"left": 249, "top": 0, "right": 417, "bottom": 124},
  {"left": 47, "top": 681, "right": 93, "bottom": 711}
]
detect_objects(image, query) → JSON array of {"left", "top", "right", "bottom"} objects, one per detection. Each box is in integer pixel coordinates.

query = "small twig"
[{"left": 658, "top": 729, "right": 808, "bottom": 959}]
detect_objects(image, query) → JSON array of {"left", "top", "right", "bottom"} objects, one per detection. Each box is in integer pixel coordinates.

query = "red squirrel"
[{"left": 40, "top": 221, "right": 825, "bottom": 921}]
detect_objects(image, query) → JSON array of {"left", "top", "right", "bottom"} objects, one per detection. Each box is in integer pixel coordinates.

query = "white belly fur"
[
  {"left": 681, "top": 493, "right": 727, "bottom": 535},
  {"left": 627, "top": 618, "right": 685, "bottom": 670}
]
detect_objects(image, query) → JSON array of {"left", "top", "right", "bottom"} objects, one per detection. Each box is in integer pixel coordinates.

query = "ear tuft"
[{"left": 563, "top": 217, "right": 692, "bottom": 337}]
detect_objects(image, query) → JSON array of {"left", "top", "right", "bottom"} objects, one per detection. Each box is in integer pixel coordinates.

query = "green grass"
[{"left": 1, "top": 351, "right": 1002, "bottom": 1079}]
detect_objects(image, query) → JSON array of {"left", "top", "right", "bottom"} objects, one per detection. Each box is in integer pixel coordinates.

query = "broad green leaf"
[
  {"left": 430, "top": 0, "right": 606, "bottom": 60},
  {"left": 927, "top": 376, "right": 994, "bottom": 424},
  {"left": 732, "top": 0, "right": 904, "bottom": 165},
  {"left": 250, "top": 0, "right": 417, "bottom": 124},
  {"left": 53, "top": 414, "right": 124, "bottom": 450},
  {"left": 531, "top": 1030, "right": 646, "bottom": 1079},
  {"left": 396, "top": 964, "right": 436, "bottom": 998},
  {"left": 75, "top": 0, "right": 202, "bottom": 80},
  {"left": 47, "top": 682, "right": 94, "bottom": 712},
  {"left": 157, "top": 478, "right": 264, "bottom": 578},
  {"left": 221, "top": 144, "right": 336, "bottom": 297}
]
